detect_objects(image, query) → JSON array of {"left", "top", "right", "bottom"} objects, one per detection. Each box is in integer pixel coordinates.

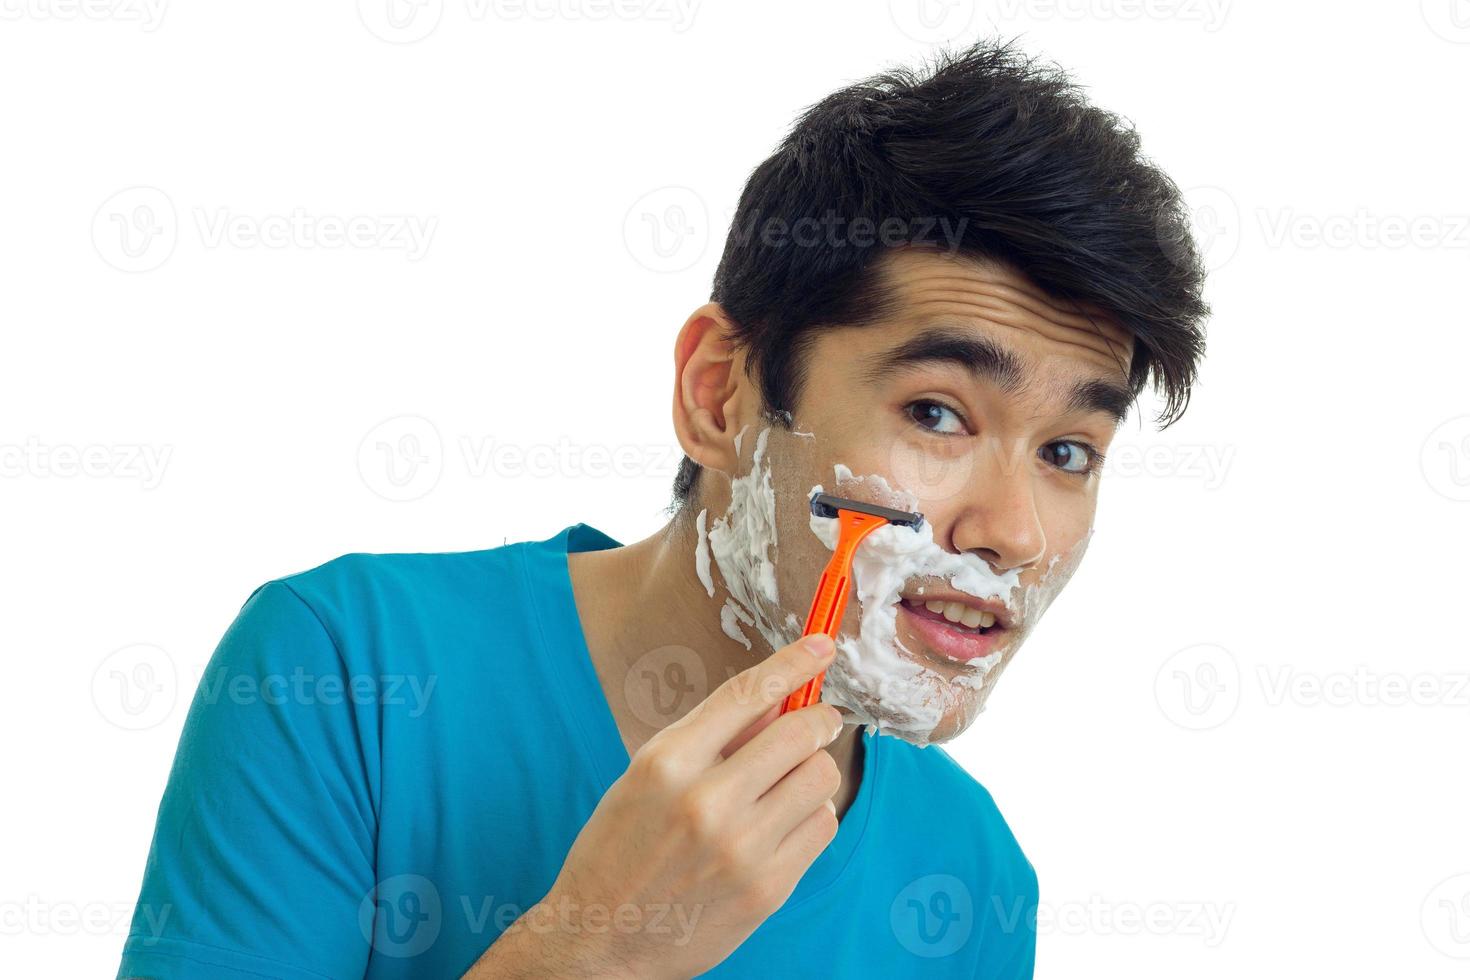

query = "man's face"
[{"left": 699, "top": 247, "right": 1134, "bottom": 745}]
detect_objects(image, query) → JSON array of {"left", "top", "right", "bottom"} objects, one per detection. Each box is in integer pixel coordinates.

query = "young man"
[{"left": 118, "top": 40, "right": 1208, "bottom": 980}]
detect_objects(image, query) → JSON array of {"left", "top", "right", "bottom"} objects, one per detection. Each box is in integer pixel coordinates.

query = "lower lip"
[{"left": 896, "top": 600, "right": 1006, "bottom": 663}]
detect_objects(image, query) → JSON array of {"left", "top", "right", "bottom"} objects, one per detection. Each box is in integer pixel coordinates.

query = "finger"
[
  {"left": 749, "top": 743, "right": 842, "bottom": 842},
  {"left": 718, "top": 702, "right": 780, "bottom": 760},
  {"left": 773, "top": 791, "right": 840, "bottom": 870},
  {"left": 675, "top": 634, "right": 836, "bottom": 762},
  {"left": 709, "top": 703, "right": 842, "bottom": 804}
]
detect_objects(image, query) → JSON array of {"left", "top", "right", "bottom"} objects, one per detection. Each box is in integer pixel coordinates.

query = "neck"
[{"left": 566, "top": 509, "right": 864, "bottom": 819}]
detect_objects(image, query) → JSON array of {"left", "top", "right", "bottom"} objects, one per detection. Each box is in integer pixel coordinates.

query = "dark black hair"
[{"left": 673, "top": 37, "right": 1209, "bottom": 510}]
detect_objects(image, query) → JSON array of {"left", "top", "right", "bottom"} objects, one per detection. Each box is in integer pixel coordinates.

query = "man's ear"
[{"left": 672, "top": 302, "right": 754, "bottom": 476}]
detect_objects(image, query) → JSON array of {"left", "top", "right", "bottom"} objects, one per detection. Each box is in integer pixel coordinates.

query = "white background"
[{"left": 3, "top": 1, "right": 1468, "bottom": 976}]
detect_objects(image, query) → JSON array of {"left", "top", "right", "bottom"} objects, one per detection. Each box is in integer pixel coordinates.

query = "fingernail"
[
  {"left": 802, "top": 634, "right": 834, "bottom": 657},
  {"left": 824, "top": 799, "right": 836, "bottom": 815}
]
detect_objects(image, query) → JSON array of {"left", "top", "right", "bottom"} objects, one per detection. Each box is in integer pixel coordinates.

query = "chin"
[{"left": 820, "top": 649, "right": 1003, "bottom": 748}]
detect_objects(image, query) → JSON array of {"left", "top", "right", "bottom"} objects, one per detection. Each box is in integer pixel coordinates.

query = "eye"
[
  {"left": 905, "top": 399, "right": 968, "bottom": 435},
  {"left": 1040, "top": 440, "right": 1097, "bottom": 475}
]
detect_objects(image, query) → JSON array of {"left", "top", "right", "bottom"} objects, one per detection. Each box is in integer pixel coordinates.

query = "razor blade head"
[{"left": 809, "top": 491, "right": 924, "bottom": 530}]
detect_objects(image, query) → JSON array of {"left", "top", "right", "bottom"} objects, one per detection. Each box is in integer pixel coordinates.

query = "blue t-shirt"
[{"left": 118, "top": 524, "right": 1037, "bottom": 979}]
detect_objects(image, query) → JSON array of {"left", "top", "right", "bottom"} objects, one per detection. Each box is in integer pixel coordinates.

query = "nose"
[{"left": 948, "top": 448, "right": 1046, "bottom": 572}]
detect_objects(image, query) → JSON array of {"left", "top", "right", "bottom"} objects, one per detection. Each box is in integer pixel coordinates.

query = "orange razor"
[{"left": 780, "top": 491, "right": 925, "bottom": 715}]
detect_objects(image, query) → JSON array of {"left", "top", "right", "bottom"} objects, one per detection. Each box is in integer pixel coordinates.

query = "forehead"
[{"left": 874, "top": 247, "right": 1133, "bottom": 380}]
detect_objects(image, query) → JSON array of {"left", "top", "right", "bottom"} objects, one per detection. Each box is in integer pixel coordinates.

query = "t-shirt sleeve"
[{"left": 117, "top": 580, "right": 379, "bottom": 980}]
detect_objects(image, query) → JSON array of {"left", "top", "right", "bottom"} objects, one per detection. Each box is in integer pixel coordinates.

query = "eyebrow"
[
  {"left": 857, "top": 326, "right": 1135, "bottom": 425},
  {"left": 1064, "top": 377, "right": 1135, "bottom": 425}
]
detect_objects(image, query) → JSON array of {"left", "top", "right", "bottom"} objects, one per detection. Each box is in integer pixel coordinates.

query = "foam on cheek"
[
  {"left": 808, "top": 465, "right": 1023, "bottom": 744},
  {"left": 704, "top": 427, "right": 799, "bottom": 653},
  {"left": 1018, "top": 530, "right": 1090, "bottom": 633}
]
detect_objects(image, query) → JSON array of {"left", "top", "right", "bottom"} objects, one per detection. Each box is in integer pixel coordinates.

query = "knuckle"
[
  {"left": 778, "top": 717, "right": 817, "bottom": 755},
  {"left": 735, "top": 875, "right": 782, "bottom": 916},
  {"left": 814, "top": 751, "right": 842, "bottom": 794},
  {"left": 633, "top": 745, "right": 686, "bottom": 789},
  {"left": 806, "top": 712, "right": 835, "bottom": 750},
  {"left": 744, "top": 874, "right": 786, "bottom": 913},
  {"left": 711, "top": 832, "right": 753, "bottom": 877},
  {"left": 675, "top": 786, "right": 721, "bottom": 839},
  {"left": 794, "top": 752, "right": 840, "bottom": 799}
]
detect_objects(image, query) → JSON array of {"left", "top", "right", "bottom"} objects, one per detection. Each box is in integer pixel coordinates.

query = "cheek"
[
  {"left": 1021, "top": 523, "right": 1094, "bottom": 624},
  {"left": 1038, "top": 480, "right": 1100, "bottom": 553},
  {"left": 1046, "top": 511, "right": 1094, "bottom": 560},
  {"left": 883, "top": 434, "right": 978, "bottom": 508}
]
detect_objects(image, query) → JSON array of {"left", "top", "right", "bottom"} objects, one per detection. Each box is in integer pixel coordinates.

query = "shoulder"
[
  {"left": 265, "top": 543, "right": 527, "bottom": 631},
  {"left": 271, "top": 544, "right": 518, "bottom": 607},
  {"left": 227, "top": 544, "right": 528, "bottom": 677}
]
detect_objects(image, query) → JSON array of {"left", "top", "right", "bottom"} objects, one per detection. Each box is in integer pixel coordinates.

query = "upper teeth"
[{"left": 924, "top": 599, "right": 997, "bottom": 629}]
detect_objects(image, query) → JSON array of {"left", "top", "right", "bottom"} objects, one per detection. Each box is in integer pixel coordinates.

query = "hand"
[{"left": 504, "top": 633, "right": 845, "bottom": 979}]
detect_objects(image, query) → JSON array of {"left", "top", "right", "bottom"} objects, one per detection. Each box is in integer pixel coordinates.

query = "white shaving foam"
[
  {"left": 809, "top": 465, "right": 1025, "bottom": 745},
  {"left": 720, "top": 599, "right": 753, "bottom": 650},
  {"left": 706, "top": 428, "right": 789, "bottom": 651},
  {"left": 696, "top": 430, "right": 1084, "bottom": 745},
  {"left": 693, "top": 508, "right": 715, "bottom": 598}
]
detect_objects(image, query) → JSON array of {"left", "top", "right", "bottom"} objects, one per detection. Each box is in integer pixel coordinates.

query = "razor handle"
[{"left": 780, "top": 510, "right": 890, "bottom": 714}]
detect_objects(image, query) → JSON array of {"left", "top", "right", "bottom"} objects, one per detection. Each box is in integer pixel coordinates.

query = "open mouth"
[
  {"left": 901, "top": 596, "right": 1001, "bottom": 634},
  {"left": 895, "top": 594, "right": 1011, "bottom": 664}
]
